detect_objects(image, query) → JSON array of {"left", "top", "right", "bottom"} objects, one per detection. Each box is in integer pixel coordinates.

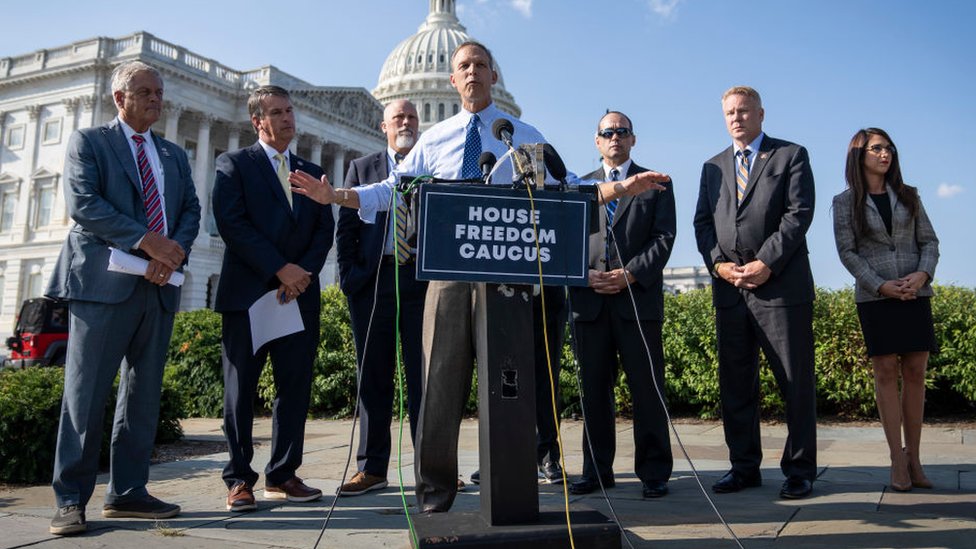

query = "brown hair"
[
  {"left": 247, "top": 85, "right": 290, "bottom": 120},
  {"left": 844, "top": 127, "right": 919, "bottom": 237}
]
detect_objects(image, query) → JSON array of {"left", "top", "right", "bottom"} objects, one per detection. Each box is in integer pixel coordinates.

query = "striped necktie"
[
  {"left": 393, "top": 153, "right": 411, "bottom": 264},
  {"left": 131, "top": 134, "right": 164, "bottom": 234},
  {"left": 274, "top": 153, "right": 293, "bottom": 208},
  {"left": 736, "top": 149, "right": 752, "bottom": 205},
  {"left": 460, "top": 114, "right": 482, "bottom": 179}
]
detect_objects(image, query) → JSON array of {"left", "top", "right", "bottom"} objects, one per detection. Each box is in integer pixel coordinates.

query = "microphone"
[
  {"left": 542, "top": 143, "right": 567, "bottom": 188},
  {"left": 491, "top": 118, "right": 515, "bottom": 147},
  {"left": 478, "top": 151, "right": 496, "bottom": 183},
  {"left": 491, "top": 118, "right": 531, "bottom": 184}
]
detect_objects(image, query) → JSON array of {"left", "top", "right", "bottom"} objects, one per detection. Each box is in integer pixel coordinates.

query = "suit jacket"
[
  {"left": 570, "top": 162, "right": 676, "bottom": 322},
  {"left": 46, "top": 118, "right": 201, "bottom": 312},
  {"left": 693, "top": 135, "right": 815, "bottom": 308},
  {"left": 832, "top": 186, "right": 939, "bottom": 303},
  {"left": 336, "top": 150, "right": 390, "bottom": 297},
  {"left": 212, "top": 142, "right": 334, "bottom": 313}
]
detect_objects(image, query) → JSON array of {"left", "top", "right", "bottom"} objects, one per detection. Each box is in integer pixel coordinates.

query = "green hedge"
[
  {"left": 161, "top": 284, "right": 976, "bottom": 423},
  {"left": 0, "top": 366, "right": 183, "bottom": 484}
]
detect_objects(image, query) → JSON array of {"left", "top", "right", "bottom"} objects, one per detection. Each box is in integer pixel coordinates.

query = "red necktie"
[{"left": 131, "top": 134, "right": 164, "bottom": 234}]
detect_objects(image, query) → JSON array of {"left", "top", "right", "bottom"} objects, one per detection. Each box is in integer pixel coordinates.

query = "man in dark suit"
[
  {"left": 568, "top": 111, "right": 675, "bottom": 499},
  {"left": 693, "top": 86, "right": 817, "bottom": 500},
  {"left": 335, "top": 99, "right": 427, "bottom": 496},
  {"left": 47, "top": 61, "right": 201, "bottom": 535},
  {"left": 213, "top": 85, "right": 334, "bottom": 511}
]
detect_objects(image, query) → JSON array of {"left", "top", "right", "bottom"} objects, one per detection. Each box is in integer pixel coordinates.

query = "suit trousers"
[
  {"left": 347, "top": 258, "right": 427, "bottom": 478},
  {"left": 716, "top": 293, "right": 817, "bottom": 480},
  {"left": 52, "top": 281, "right": 174, "bottom": 507},
  {"left": 221, "top": 308, "right": 319, "bottom": 488},
  {"left": 414, "top": 281, "right": 484, "bottom": 512},
  {"left": 575, "top": 300, "right": 673, "bottom": 484},
  {"left": 534, "top": 290, "right": 565, "bottom": 465}
]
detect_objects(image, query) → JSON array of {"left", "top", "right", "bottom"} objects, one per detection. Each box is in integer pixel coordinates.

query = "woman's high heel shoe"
[
  {"left": 889, "top": 451, "right": 912, "bottom": 492},
  {"left": 905, "top": 448, "right": 933, "bottom": 489}
]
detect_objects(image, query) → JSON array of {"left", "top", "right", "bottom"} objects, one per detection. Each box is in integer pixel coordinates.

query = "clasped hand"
[
  {"left": 139, "top": 232, "right": 185, "bottom": 286},
  {"left": 879, "top": 272, "right": 929, "bottom": 300},
  {"left": 588, "top": 268, "right": 634, "bottom": 294},
  {"left": 277, "top": 263, "right": 312, "bottom": 304},
  {"left": 718, "top": 260, "right": 771, "bottom": 290}
]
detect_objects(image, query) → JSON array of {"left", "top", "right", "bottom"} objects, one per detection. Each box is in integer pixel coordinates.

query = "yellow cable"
[{"left": 524, "top": 183, "right": 576, "bottom": 549}]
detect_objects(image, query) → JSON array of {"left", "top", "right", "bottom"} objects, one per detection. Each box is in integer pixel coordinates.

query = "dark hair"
[
  {"left": 248, "top": 85, "right": 290, "bottom": 120},
  {"left": 597, "top": 110, "right": 634, "bottom": 133},
  {"left": 451, "top": 40, "right": 494, "bottom": 71},
  {"left": 844, "top": 127, "right": 919, "bottom": 237}
]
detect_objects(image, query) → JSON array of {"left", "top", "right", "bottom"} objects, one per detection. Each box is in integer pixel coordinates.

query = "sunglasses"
[
  {"left": 865, "top": 144, "right": 896, "bottom": 155},
  {"left": 597, "top": 127, "right": 633, "bottom": 139}
]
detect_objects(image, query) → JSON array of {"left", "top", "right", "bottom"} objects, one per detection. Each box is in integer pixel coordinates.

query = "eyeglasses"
[
  {"left": 597, "top": 127, "right": 633, "bottom": 139},
  {"left": 866, "top": 144, "right": 896, "bottom": 155}
]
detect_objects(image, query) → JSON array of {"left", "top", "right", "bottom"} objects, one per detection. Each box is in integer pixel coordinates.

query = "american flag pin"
[{"left": 160, "top": 147, "right": 170, "bottom": 157}]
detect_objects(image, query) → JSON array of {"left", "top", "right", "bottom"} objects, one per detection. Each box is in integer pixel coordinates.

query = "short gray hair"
[
  {"left": 248, "top": 85, "right": 291, "bottom": 121},
  {"left": 110, "top": 61, "right": 162, "bottom": 94}
]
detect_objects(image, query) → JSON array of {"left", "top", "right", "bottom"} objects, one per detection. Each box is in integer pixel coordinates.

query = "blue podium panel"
[{"left": 416, "top": 185, "right": 591, "bottom": 286}]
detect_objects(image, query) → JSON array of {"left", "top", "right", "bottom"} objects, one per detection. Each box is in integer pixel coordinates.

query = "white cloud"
[
  {"left": 937, "top": 183, "right": 964, "bottom": 198},
  {"left": 510, "top": 0, "right": 532, "bottom": 18},
  {"left": 648, "top": 0, "right": 683, "bottom": 19}
]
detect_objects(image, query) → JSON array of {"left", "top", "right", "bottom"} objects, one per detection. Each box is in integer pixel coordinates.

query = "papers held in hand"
[
  {"left": 248, "top": 290, "right": 305, "bottom": 355},
  {"left": 108, "top": 248, "right": 185, "bottom": 287}
]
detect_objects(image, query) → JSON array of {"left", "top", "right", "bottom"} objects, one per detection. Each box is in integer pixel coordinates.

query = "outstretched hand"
[{"left": 288, "top": 169, "right": 336, "bottom": 205}]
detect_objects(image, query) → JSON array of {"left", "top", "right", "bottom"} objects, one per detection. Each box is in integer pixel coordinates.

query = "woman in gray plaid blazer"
[{"left": 832, "top": 128, "right": 940, "bottom": 493}]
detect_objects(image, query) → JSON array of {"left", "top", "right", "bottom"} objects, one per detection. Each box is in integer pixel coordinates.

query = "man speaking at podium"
[{"left": 290, "top": 40, "right": 669, "bottom": 513}]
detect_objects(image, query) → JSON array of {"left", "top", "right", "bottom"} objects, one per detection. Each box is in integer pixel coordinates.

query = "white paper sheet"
[
  {"left": 108, "top": 248, "right": 185, "bottom": 287},
  {"left": 247, "top": 290, "right": 305, "bottom": 355}
]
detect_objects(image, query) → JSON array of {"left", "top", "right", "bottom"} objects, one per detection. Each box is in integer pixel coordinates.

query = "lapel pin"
[
  {"left": 161, "top": 147, "right": 170, "bottom": 157},
  {"left": 760, "top": 153, "right": 768, "bottom": 160}
]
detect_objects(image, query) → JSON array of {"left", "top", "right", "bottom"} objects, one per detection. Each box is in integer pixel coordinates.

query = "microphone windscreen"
[
  {"left": 542, "top": 143, "right": 568, "bottom": 181},
  {"left": 478, "top": 152, "right": 497, "bottom": 172},
  {"left": 492, "top": 118, "right": 515, "bottom": 142}
]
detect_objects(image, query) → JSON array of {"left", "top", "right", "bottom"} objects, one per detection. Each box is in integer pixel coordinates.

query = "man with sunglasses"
[
  {"left": 568, "top": 111, "right": 676, "bottom": 499},
  {"left": 693, "top": 86, "right": 817, "bottom": 500}
]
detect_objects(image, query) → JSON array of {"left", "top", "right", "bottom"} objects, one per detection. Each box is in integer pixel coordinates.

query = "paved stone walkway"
[{"left": 1, "top": 418, "right": 973, "bottom": 548}]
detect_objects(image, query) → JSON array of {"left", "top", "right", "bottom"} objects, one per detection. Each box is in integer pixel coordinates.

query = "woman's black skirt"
[{"left": 856, "top": 296, "right": 938, "bottom": 357}]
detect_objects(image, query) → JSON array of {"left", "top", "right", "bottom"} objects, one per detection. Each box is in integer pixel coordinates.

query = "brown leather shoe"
[
  {"left": 264, "top": 477, "right": 323, "bottom": 502},
  {"left": 339, "top": 471, "right": 388, "bottom": 496},
  {"left": 227, "top": 482, "right": 257, "bottom": 512}
]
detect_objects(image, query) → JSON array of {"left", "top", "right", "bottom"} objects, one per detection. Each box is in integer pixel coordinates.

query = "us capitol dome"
[{"left": 372, "top": 0, "right": 522, "bottom": 130}]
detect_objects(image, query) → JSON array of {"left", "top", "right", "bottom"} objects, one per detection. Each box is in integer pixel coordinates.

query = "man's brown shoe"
[
  {"left": 339, "top": 471, "right": 388, "bottom": 496},
  {"left": 227, "top": 482, "right": 257, "bottom": 512},
  {"left": 264, "top": 477, "right": 323, "bottom": 502}
]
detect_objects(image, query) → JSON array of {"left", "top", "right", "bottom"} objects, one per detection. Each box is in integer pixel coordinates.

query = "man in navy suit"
[
  {"left": 47, "top": 61, "right": 201, "bottom": 535},
  {"left": 693, "top": 86, "right": 817, "bottom": 500},
  {"left": 335, "top": 99, "right": 427, "bottom": 496},
  {"left": 212, "top": 85, "right": 334, "bottom": 512},
  {"left": 568, "top": 111, "right": 675, "bottom": 499}
]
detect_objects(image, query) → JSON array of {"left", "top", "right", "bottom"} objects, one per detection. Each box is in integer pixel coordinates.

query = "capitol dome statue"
[{"left": 373, "top": 0, "right": 521, "bottom": 130}]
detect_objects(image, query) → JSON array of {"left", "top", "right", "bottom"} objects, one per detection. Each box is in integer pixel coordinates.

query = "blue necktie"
[{"left": 460, "top": 114, "right": 482, "bottom": 179}]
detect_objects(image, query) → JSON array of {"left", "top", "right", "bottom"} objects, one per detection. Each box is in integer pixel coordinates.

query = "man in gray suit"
[
  {"left": 693, "top": 86, "right": 817, "bottom": 500},
  {"left": 46, "top": 61, "right": 201, "bottom": 535}
]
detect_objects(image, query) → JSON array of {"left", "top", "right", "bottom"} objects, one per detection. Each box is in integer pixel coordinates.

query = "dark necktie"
[
  {"left": 606, "top": 168, "right": 620, "bottom": 263},
  {"left": 393, "top": 153, "right": 411, "bottom": 264},
  {"left": 131, "top": 134, "right": 164, "bottom": 234},
  {"left": 460, "top": 114, "right": 482, "bottom": 179},
  {"left": 736, "top": 149, "right": 752, "bottom": 205}
]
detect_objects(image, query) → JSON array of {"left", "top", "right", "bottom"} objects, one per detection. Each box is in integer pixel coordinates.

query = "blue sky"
[{"left": 3, "top": 0, "right": 974, "bottom": 289}]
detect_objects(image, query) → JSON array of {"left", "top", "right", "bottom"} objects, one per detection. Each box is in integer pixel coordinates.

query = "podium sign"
[{"left": 415, "top": 185, "right": 590, "bottom": 286}]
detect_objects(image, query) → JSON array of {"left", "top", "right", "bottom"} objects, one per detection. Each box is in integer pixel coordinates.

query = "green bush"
[
  {"left": 0, "top": 366, "right": 184, "bottom": 484},
  {"left": 166, "top": 308, "right": 225, "bottom": 417}
]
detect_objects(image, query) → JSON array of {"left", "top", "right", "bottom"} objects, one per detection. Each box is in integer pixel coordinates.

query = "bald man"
[{"left": 335, "top": 99, "right": 427, "bottom": 496}]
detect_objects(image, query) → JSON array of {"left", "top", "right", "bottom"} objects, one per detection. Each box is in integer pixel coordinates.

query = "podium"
[{"left": 409, "top": 184, "right": 620, "bottom": 548}]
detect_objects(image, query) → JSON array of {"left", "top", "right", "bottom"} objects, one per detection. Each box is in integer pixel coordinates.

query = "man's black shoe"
[
  {"left": 102, "top": 494, "right": 180, "bottom": 519},
  {"left": 470, "top": 470, "right": 480, "bottom": 485},
  {"left": 642, "top": 480, "right": 669, "bottom": 498},
  {"left": 779, "top": 476, "right": 813, "bottom": 499},
  {"left": 539, "top": 461, "right": 564, "bottom": 484},
  {"left": 569, "top": 476, "right": 614, "bottom": 495},
  {"left": 712, "top": 470, "right": 762, "bottom": 493}
]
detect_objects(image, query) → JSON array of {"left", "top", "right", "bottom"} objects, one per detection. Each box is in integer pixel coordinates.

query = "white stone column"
[
  {"left": 308, "top": 136, "right": 323, "bottom": 167},
  {"left": 55, "top": 99, "right": 80, "bottom": 226},
  {"left": 0, "top": 110, "right": 6, "bottom": 174},
  {"left": 192, "top": 113, "right": 213, "bottom": 239},
  {"left": 331, "top": 148, "right": 345, "bottom": 187},
  {"left": 163, "top": 103, "right": 183, "bottom": 142},
  {"left": 62, "top": 98, "right": 80, "bottom": 132},
  {"left": 80, "top": 95, "right": 97, "bottom": 130},
  {"left": 226, "top": 123, "right": 241, "bottom": 152}
]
